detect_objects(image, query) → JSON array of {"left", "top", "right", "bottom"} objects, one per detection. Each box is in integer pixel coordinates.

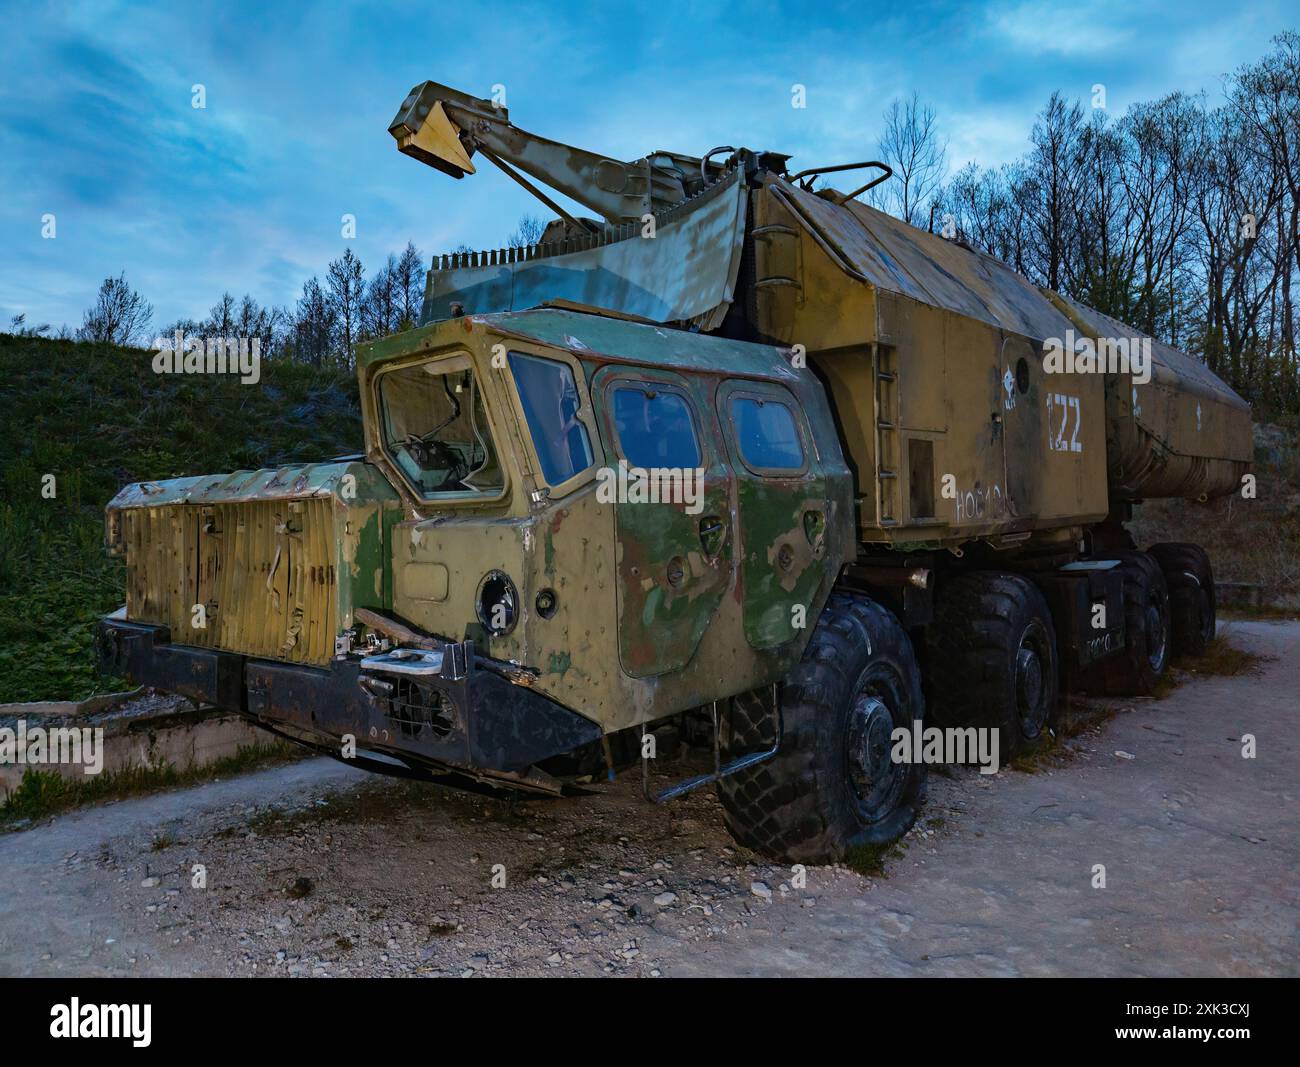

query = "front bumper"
[{"left": 95, "top": 618, "right": 602, "bottom": 781}]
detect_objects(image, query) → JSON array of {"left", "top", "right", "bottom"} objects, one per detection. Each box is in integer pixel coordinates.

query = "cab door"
[
  {"left": 717, "top": 379, "right": 830, "bottom": 649},
  {"left": 591, "top": 368, "right": 734, "bottom": 678}
]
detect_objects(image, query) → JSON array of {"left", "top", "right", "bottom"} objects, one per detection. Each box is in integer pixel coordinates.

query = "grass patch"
[
  {"left": 1009, "top": 704, "right": 1118, "bottom": 773},
  {"left": 1059, "top": 703, "right": 1117, "bottom": 739},
  {"left": 843, "top": 839, "right": 907, "bottom": 877},
  {"left": 1008, "top": 739, "right": 1061, "bottom": 773},
  {"left": 1175, "top": 634, "right": 1266, "bottom": 677},
  {"left": 1220, "top": 605, "right": 1300, "bottom": 621},
  {"left": 1149, "top": 671, "right": 1182, "bottom": 701},
  {"left": 0, "top": 741, "right": 301, "bottom": 830},
  {"left": 0, "top": 334, "right": 360, "bottom": 703}
]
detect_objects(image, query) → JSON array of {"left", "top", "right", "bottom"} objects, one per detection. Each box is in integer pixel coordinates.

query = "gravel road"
[{"left": 1, "top": 620, "right": 1295, "bottom": 978}]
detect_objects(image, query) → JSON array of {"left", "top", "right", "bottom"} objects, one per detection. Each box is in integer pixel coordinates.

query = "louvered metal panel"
[{"left": 121, "top": 498, "right": 337, "bottom": 665}]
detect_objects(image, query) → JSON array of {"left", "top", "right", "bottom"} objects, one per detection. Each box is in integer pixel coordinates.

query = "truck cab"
[{"left": 98, "top": 308, "right": 880, "bottom": 823}]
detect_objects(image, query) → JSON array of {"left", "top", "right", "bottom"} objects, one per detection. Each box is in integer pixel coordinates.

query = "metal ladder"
[{"left": 873, "top": 342, "right": 901, "bottom": 527}]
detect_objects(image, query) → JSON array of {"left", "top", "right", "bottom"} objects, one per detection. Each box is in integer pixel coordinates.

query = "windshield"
[{"left": 378, "top": 355, "right": 504, "bottom": 497}]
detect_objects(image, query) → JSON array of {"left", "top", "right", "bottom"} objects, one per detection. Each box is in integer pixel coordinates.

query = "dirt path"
[{"left": 1, "top": 621, "right": 1296, "bottom": 978}]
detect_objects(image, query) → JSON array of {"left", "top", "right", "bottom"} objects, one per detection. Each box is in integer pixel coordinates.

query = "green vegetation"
[
  {"left": 843, "top": 839, "right": 908, "bottom": 877},
  {"left": 1007, "top": 703, "right": 1117, "bottom": 773},
  {"left": 1175, "top": 633, "right": 1266, "bottom": 678},
  {"left": 0, "top": 334, "right": 361, "bottom": 702}
]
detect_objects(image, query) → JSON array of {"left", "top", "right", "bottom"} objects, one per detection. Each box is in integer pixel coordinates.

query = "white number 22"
[{"left": 1046, "top": 393, "right": 1082, "bottom": 453}]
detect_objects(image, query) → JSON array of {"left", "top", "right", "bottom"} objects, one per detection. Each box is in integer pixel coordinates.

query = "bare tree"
[
  {"left": 78, "top": 273, "right": 153, "bottom": 346},
  {"left": 361, "top": 255, "right": 400, "bottom": 339},
  {"left": 292, "top": 277, "right": 335, "bottom": 366},
  {"left": 936, "top": 33, "right": 1300, "bottom": 418},
  {"left": 235, "top": 294, "right": 283, "bottom": 357},
  {"left": 507, "top": 214, "right": 545, "bottom": 249},
  {"left": 7, "top": 313, "right": 50, "bottom": 337},
  {"left": 1026, "top": 92, "right": 1087, "bottom": 292},
  {"left": 203, "top": 292, "right": 237, "bottom": 339},
  {"left": 875, "top": 93, "right": 947, "bottom": 228}
]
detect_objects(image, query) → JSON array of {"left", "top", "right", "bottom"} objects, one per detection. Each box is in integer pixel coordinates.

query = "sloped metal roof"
[
  {"left": 775, "top": 181, "right": 1077, "bottom": 342},
  {"left": 1046, "top": 292, "right": 1250, "bottom": 410}
]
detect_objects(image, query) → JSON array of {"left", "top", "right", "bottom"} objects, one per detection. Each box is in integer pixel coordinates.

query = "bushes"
[{"left": 0, "top": 334, "right": 362, "bottom": 702}]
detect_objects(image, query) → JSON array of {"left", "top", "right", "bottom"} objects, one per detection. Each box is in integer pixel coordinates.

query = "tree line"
[
  {"left": 11, "top": 33, "right": 1297, "bottom": 420},
  {"left": 10, "top": 241, "right": 429, "bottom": 369},
  {"left": 885, "top": 31, "right": 1299, "bottom": 422}
]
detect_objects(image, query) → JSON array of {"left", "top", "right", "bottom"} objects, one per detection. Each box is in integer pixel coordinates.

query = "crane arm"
[{"left": 389, "top": 81, "right": 710, "bottom": 224}]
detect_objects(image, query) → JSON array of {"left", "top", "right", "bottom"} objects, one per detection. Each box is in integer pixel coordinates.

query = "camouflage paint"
[
  {"left": 351, "top": 309, "right": 854, "bottom": 731},
  {"left": 423, "top": 169, "right": 747, "bottom": 329}
]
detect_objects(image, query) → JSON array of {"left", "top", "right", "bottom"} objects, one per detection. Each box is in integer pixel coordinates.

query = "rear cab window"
[
  {"left": 727, "top": 392, "right": 806, "bottom": 475},
  {"left": 610, "top": 384, "right": 702, "bottom": 469}
]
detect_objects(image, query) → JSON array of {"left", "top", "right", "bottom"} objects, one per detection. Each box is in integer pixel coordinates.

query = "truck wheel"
[
  {"left": 1094, "top": 552, "right": 1171, "bottom": 695},
  {"left": 924, "top": 572, "right": 1059, "bottom": 755},
  {"left": 1148, "top": 542, "right": 1215, "bottom": 658},
  {"left": 716, "top": 593, "right": 926, "bottom": 863}
]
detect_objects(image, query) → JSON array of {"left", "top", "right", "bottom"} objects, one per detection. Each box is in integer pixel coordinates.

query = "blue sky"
[{"left": 1, "top": 0, "right": 1292, "bottom": 333}]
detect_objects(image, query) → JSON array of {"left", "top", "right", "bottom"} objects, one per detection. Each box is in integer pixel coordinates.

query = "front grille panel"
[
  {"left": 122, "top": 498, "right": 337, "bottom": 665},
  {"left": 386, "top": 677, "right": 457, "bottom": 740}
]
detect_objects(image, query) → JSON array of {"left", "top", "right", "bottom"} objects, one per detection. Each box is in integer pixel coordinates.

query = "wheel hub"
[
  {"left": 1014, "top": 629, "right": 1049, "bottom": 737},
  {"left": 847, "top": 694, "right": 901, "bottom": 819},
  {"left": 1016, "top": 646, "right": 1043, "bottom": 711}
]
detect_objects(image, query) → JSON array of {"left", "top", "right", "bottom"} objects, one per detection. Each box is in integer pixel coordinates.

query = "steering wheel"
[{"left": 404, "top": 433, "right": 468, "bottom": 489}]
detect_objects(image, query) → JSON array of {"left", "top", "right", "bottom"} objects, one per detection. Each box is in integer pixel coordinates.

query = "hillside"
[
  {"left": 0, "top": 335, "right": 361, "bottom": 702},
  {"left": 1131, "top": 422, "right": 1300, "bottom": 610}
]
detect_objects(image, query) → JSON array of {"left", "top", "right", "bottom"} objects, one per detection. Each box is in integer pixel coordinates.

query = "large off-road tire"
[
  {"left": 924, "top": 572, "right": 1059, "bottom": 756},
  {"left": 1092, "top": 551, "right": 1171, "bottom": 695},
  {"left": 1148, "top": 542, "right": 1216, "bottom": 658},
  {"left": 716, "top": 593, "right": 926, "bottom": 863}
]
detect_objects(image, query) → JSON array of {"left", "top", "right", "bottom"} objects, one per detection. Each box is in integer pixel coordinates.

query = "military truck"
[{"left": 96, "top": 82, "right": 1253, "bottom": 861}]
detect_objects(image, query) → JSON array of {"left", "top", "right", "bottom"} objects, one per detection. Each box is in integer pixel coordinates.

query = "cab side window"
[
  {"left": 509, "top": 352, "right": 594, "bottom": 485},
  {"left": 729, "top": 395, "right": 804, "bottom": 473},
  {"left": 612, "top": 386, "right": 701, "bottom": 468}
]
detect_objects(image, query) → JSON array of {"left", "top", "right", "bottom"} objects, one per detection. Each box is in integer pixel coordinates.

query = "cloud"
[{"left": 984, "top": 1, "right": 1135, "bottom": 57}]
